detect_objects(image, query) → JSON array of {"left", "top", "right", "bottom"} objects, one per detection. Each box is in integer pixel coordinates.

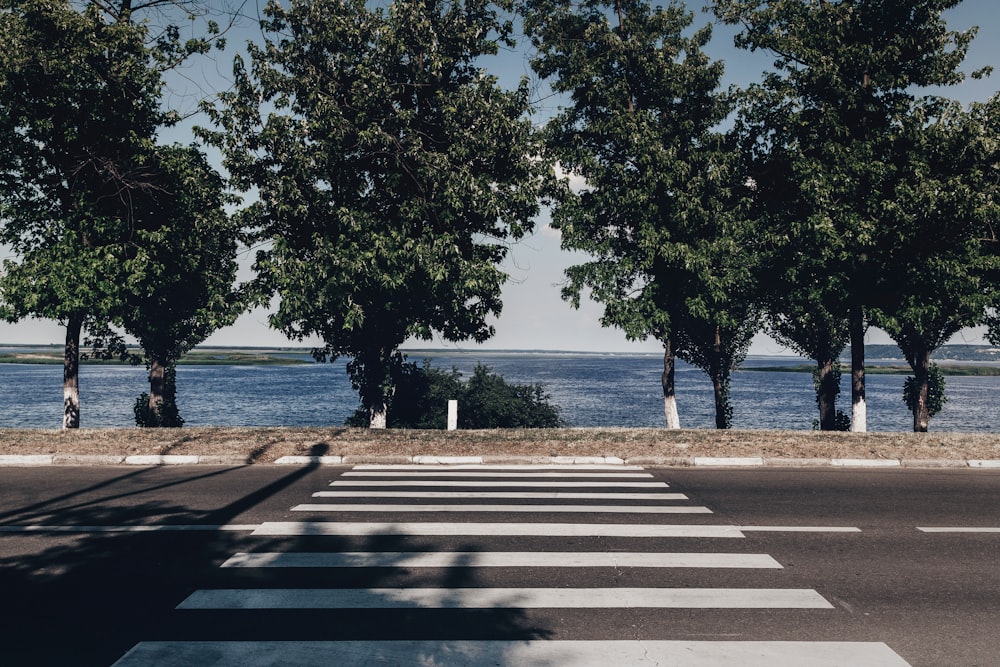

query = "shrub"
[
  {"left": 134, "top": 365, "right": 185, "bottom": 427},
  {"left": 346, "top": 361, "right": 563, "bottom": 428}
]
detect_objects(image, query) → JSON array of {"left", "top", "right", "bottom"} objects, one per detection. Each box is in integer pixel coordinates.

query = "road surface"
[{"left": 1, "top": 464, "right": 997, "bottom": 666}]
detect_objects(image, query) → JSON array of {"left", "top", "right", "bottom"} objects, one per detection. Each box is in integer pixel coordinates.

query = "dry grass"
[{"left": 1, "top": 426, "right": 998, "bottom": 463}]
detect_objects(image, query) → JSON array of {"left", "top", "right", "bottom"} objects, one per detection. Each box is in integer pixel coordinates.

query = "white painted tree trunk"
[
  {"left": 851, "top": 397, "right": 867, "bottom": 433},
  {"left": 62, "top": 315, "right": 82, "bottom": 429},
  {"left": 370, "top": 405, "right": 388, "bottom": 429},
  {"left": 664, "top": 396, "right": 680, "bottom": 429},
  {"left": 850, "top": 306, "right": 867, "bottom": 433},
  {"left": 662, "top": 340, "right": 680, "bottom": 429},
  {"left": 63, "top": 381, "right": 80, "bottom": 430}
]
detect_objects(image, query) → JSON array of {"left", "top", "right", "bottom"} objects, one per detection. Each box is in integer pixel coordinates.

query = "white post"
[{"left": 447, "top": 400, "right": 458, "bottom": 430}]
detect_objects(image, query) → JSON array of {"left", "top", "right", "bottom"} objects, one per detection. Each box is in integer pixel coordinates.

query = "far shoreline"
[{"left": 4, "top": 342, "right": 1000, "bottom": 373}]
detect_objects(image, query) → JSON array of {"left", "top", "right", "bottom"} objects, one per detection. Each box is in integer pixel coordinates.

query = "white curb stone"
[
  {"left": 548, "top": 456, "right": 626, "bottom": 465},
  {"left": 273, "top": 455, "right": 345, "bottom": 465},
  {"left": 0, "top": 454, "right": 54, "bottom": 466},
  {"left": 124, "top": 455, "right": 202, "bottom": 465},
  {"left": 831, "top": 458, "right": 901, "bottom": 467},
  {"left": 694, "top": 457, "right": 765, "bottom": 467},
  {"left": 481, "top": 456, "right": 553, "bottom": 465},
  {"left": 968, "top": 460, "right": 1000, "bottom": 468},
  {"left": 54, "top": 454, "right": 126, "bottom": 465},
  {"left": 411, "top": 456, "right": 485, "bottom": 465}
]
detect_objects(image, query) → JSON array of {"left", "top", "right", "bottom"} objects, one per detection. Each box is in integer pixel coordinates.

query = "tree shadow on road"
[{"left": 0, "top": 452, "right": 553, "bottom": 666}]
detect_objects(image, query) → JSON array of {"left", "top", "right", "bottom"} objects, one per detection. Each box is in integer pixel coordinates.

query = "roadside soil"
[{"left": 1, "top": 427, "right": 998, "bottom": 463}]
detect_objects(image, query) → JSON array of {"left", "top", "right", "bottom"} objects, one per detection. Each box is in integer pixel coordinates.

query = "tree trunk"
[
  {"left": 849, "top": 305, "right": 866, "bottom": 432},
  {"left": 816, "top": 356, "right": 838, "bottom": 430},
  {"left": 911, "top": 350, "right": 931, "bottom": 433},
  {"left": 710, "top": 326, "right": 730, "bottom": 430},
  {"left": 369, "top": 405, "right": 388, "bottom": 429},
  {"left": 63, "top": 315, "right": 83, "bottom": 429},
  {"left": 361, "top": 349, "right": 392, "bottom": 430},
  {"left": 661, "top": 339, "right": 680, "bottom": 429},
  {"left": 711, "top": 374, "right": 730, "bottom": 430},
  {"left": 148, "top": 357, "right": 166, "bottom": 418}
]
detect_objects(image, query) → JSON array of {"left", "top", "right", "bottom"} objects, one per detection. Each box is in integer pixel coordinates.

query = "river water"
[{"left": 1, "top": 350, "right": 997, "bottom": 432}]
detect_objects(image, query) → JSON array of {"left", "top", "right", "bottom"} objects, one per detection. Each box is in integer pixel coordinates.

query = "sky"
[{"left": 1, "top": 0, "right": 997, "bottom": 354}]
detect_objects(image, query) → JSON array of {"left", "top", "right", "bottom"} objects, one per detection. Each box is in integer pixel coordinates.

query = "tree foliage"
[
  {"left": 113, "top": 144, "right": 242, "bottom": 427},
  {"left": 903, "top": 362, "right": 947, "bottom": 424},
  {"left": 0, "top": 0, "right": 237, "bottom": 428},
  {"left": 524, "top": 0, "right": 758, "bottom": 428},
  {"left": 0, "top": 0, "right": 169, "bottom": 427},
  {"left": 869, "top": 95, "right": 1000, "bottom": 431},
  {"left": 714, "top": 0, "right": 989, "bottom": 431},
  {"left": 202, "top": 0, "right": 548, "bottom": 428}
]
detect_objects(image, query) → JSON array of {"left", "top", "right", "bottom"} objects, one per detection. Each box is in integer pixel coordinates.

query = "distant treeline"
[
  {"left": 0, "top": 349, "right": 309, "bottom": 366},
  {"left": 745, "top": 364, "right": 1000, "bottom": 376}
]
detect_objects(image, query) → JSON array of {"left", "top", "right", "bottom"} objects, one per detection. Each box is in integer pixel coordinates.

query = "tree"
[
  {"left": 115, "top": 144, "right": 242, "bottom": 427},
  {"left": 0, "top": 0, "right": 231, "bottom": 428},
  {"left": 203, "top": 0, "right": 547, "bottom": 428},
  {"left": 0, "top": 0, "right": 167, "bottom": 428},
  {"left": 870, "top": 96, "right": 1000, "bottom": 431},
  {"left": 714, "top": 0, "right": 986, "bottom": 432},
  {"left": 759, "top": 241, "right": 851, "bottom": 429},
  {"left": 523, "top": 0, "right": 758, "bottom": 428}
]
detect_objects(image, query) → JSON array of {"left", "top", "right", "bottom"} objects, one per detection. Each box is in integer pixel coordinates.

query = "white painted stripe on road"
[
  {"left": 113, "top": 640, "right": 913, "bottom": 667},
  {"left": 331, "top": 480, "right": 668, "bottom": 488},
  {"left": 252, "top": 522, "right": 744, "bottom": 538},
  {"left": 221, "top": 551, "right": 783, "bottom": 569},
  {"left": 739, "top": 526, "right": 862, "bottom": 533},
  {"left": 353, "top": 464, "right": 647, "bottom": 471},
  {"left": 0, "top": 524, "right": 258, "bottom": 533},
  {"left": 918, "top": 527, "right": 1000, "bottom": 533},
  {"left": 292, "top": 503, "right": 712, "bottom": 514},
  {"left": 341, "top": 471, "right": 654, "bottom": 478},
  {"left": 315, "top": 491, "right": 687, "bottom": 500},
  {"left": 178, "top": 587, "right": 832, "bottom": 610}
]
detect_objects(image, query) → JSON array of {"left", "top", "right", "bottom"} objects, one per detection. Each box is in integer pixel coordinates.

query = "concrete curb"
[
  {"left": 831, "top": 458, "right": 901, "bottom": 467},
  {"left": 1, "top": 454, "right": 999, "bottom": 468},
  {"left": 123, "top": 455, "right": 201, "bottom": 465}
]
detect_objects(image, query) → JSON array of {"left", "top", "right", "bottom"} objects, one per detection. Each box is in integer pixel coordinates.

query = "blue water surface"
[{"left": 1, "top": 350, "right": 997, "bottom": 431}]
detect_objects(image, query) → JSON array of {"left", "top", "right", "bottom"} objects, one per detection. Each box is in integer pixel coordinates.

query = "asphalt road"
[{"left": 0, "top": 464, "right": 997, "bottom": 666}]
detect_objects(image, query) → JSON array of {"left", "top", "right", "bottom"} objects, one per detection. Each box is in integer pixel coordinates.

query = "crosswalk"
[{"left": 113, "top": 464, "right": 912, "bottom": 666}]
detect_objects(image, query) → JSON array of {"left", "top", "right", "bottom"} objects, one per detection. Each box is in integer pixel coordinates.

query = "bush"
[
  {"left": 346, "top": 361, "right": 564, "bottom": 428},
  {"left": 134, "top": 365, "right": 185, "bottom": 427}
]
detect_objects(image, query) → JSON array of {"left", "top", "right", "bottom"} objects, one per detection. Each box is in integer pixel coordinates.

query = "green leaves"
[
  {"left": 525, "top": 0, "right": 758, "bottom": 426},
  {"left": 0, "top": 0, "right": 244, "bottom": 427},
  {"left": 717, "top": 0, "right": 999, "bottom": 431},
  {"left": 205, "top": 0, "right": 547, "bottom": 425}
]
